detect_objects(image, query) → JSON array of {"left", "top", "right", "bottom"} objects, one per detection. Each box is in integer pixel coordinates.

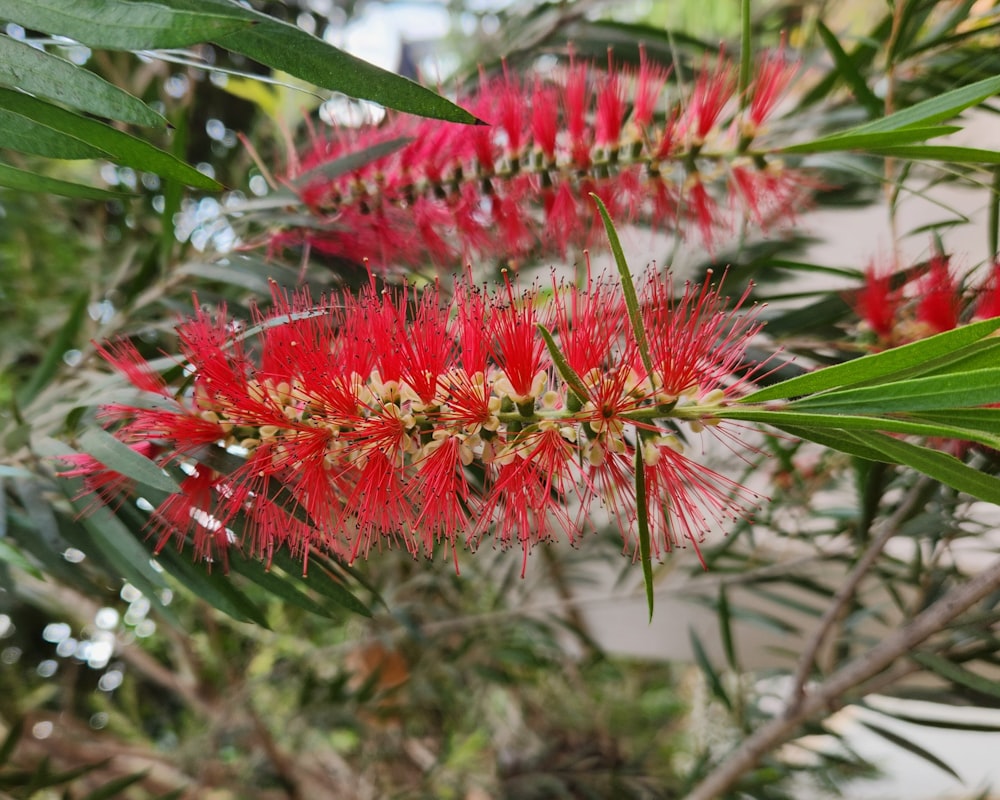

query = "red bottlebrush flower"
[
  {"left": 683, "top": 172, "right": 725, "bottom": 251},
  {"left": 632, "top": 45, "right": 671, "bottom": 131},
  {"left": 681, "top": 49, "right": 737, "bottom": 146},
  {"left": 271, "top": 49, "right": 806, "bottom": 269},
  {"left": 974, "top": 260, "right": 1000, "bottom": 320},
  {"left": 742, "top": 39, "right": 798, "bottom": 137},
  {"left": 489, "top": 274, "right": 551, "bottom": 402},
  {"left": 68, "top": 269, "right": 765, "bottom": 576},
  {"left": 639, "top": 269, "right": 762, "bottom": 400},
  {"left": 856, "top": 263, "right": 899, "bottom": 342},
  {"left": 728, "top": 159, "right": 812, "bottom": 229},
  {"left": 916, "top": 255, "right": 960, "bottom": 334}
]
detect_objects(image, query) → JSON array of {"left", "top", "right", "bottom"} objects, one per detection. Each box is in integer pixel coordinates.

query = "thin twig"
[
  {"left": 786, "top": 475, "right": 933, "bottom": 712},
  {"left": 684, "top": 554, "right": 1000, "bottom": 800}
]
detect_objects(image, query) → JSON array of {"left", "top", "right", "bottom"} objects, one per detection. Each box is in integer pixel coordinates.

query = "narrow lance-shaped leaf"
[
  {"left": 0, "top": 0, "right": 252, "bottom": 49},
  {"left": 591, "top": 193, "right": 655, "bottom": 377},
  {"left": 154, "top": 0, "right": 479, "bottom": 124},
  {"left": 0, "top": 88, "right": 221, "bottom": 189},
  {"left": 0, "top": 105, "right": 109, "bottom": 159},
  {"left": 16, "top": 292, "right": 89, "bottom": 407},
  {"left": 741, "top": 316, "right": 1000, "bottom": 403},
  {"left": 78, "top": 427, "right": 181, "bottom": 495},
  {"left": 786, "top": 368, "right": 1000, "bottom": 415},
  {"left": 0, "top": 34, "right": 165, "bottom": 127},
  {"left": 912, "top": 652, "right": 1000, "bottom": 702},
  {"left": 859, "top": 720, "right": 962, "bottom": 781},
  {"left": 0, "top": 162, "right": 133, "bottom": 200},
  {"left": 635, "top": 443, "right": 654, "bottom": 621}
]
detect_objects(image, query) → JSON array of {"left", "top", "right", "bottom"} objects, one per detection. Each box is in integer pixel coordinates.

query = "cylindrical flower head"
[
  {"left": 63, "top": 271, "right": 765, "bottom": 574},
  {"left": 270, "top": 49, "right": 808, "bottom": 267}
]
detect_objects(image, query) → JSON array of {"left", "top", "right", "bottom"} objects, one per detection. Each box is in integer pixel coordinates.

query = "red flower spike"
[
  {"left": 70, "top": 270, "right": 765, "bottom": 575},
  {"left": 682, "top": 49, "right": 737, "bottom": 146},
  {"left": 974, "top": 260, "right": 1000, "bottom": 320},
  {"left": 856, "top": 263, "right": 899, "bottom": 342},
  {"left": 916, "top": 255, "right": 960, "bottom": 334},
  {"left": 275, "top": 50, "right": 808, "bottom": 269},
  {"left": 632, "top": 45, "right": 671, "bottom": 131},
  {"left": 742, "top": 37, "right": 798, "bottom": 137}
]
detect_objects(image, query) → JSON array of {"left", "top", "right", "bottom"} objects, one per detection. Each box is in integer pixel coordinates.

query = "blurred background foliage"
[{"left": 2, "top": 0, "right": 1000, "bottom": 798}]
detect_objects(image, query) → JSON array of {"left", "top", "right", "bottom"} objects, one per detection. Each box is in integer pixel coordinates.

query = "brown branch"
[
  {"left": 684, "top": 554, "right": 1000, "bottom": 800},
  {"left": 786, "top": 475, "right": 933, "bottom": 711}
]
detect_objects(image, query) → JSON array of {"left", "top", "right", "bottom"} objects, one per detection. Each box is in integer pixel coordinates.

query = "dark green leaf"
[
  {"left": 835, "top": 73, "right": 1000, "bottom": 134},
  {"left": 226, "top": 558, "right": 341, "bottom": 619},
  {"left": 867, "top": 145, "right": 1000, "bottom": 163},
  {"left": 858, "top": 719, "right": 962, "bottom": 781},
  {"left": 912, "top": 652, "right": 1000, "bottom": 701},
  {"left": 0, "top": 162, "right": 132, "bottom": 199},
  {"left": 0, "top": 34, "right": 164, "bottom": 126},
  {"left": 154, "top": 546, "right": 271, "bottom": 628},
  {"left": 717, "top": 408, "right": 1000, "bottom": 451},
  {"left": 688, "top": 627, "right": 732, "bottom": 711},
  {"left": 741, "top": 316, "right": 1000, "bottom": 403},
  {"left": 77, "top": 427, "right": 181, "bottom": 495},
  {"left": 0, "top": 88, "right": 221, "bottom": 189},
  {"left": 779, "top": 125, "right": 960, "bottom": 155},
  {"left": 290, "top": 136, "right": 414, "bottom": 189},
  {"left": 592, "top": 193, "right": 654, "bottom": 377},
  {"left": 635, "top": 444, "right": 654, "bottom": 622},
  {"left": 787, "top": 368, "right": 1000, "bottom": 414},
  {"left": 0, "top": 718, "right": 22, "bottom": 767},
  {"left": 268, "top": 550, "right": 371, "bottom": 617},
  {"left": 718, "top": 584, "right": 737, "bottom": 670},
  {"left": 155, "top": 0, "right": 478, "bottom": 123},
  {"left": 816, "top": 20, "right": 883, "bottom": 117},
  {"left": 538, "top": 325, "right": 590, "bottom": 403},
  {"left": 81, "top": 772, "right": 148, "bottom": 800},
  {"left": 785, "top": 428, "right": 1000, "bottom": 504},
  {"left": 0, "top": 104, "right": 108, "bottom": 159},
  {"left": 16, "top": 291, "right": 88, "bottom": 407},
  {"left": 0, "top": 0, "right": 251, "bottom": 49}
]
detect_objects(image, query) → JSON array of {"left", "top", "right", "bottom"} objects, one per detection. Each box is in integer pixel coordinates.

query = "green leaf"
[
  {"left": 779, "top": 125, "right": 960, "bottom": 154},
  {"left": 0, "top": 539, "right": 43, "bottom": 578},
  {"left": 591, "top": 193, "right": 654, "bottom": 377},
  {"left": 718, "top": 584, "right": 737, "bottom": 670},
  {"left": 717, "top": 408, "right": 1000, "bottom": 451},
  {"left": 538, "top": 325, "right": 590, "bottom": 403},
  {"left": 689, "top": 627, "right": 732, "bottom": 711},
  {"left": 837, "top": 73, "right": 1000, "bottom": 134},
  {"left": 0, "top": 718, "right": 22, "bottom": 766},
  {"left": 0, "top": 162, "right": 132, "bottom": 199},
  {"left": 226, "top": 558, "right": 340, "bottom": 620},
  {"left": 290, "top": 136, "right": 414, "bottom": 189},
  {"left": 81, "top": 772, "right": 148, "bottom": 800},
  {"left": 912, "top": 652, "right": 1000, "bottom": 701},
  {"left": 786, "top": 368, "right": 1000, "bottom": 415},
  {"left": 16, "top": 291, "right": 88, "bottom": 407},
  {"left": 77, "top": 427, "right": 181, "bottom": 495},
  {"left": 634, "top": 443, "right": 654, "bottom": 621},
  {"left": 153, "top": 546, "right": 271, "bottom": 628},
  {"left": 0, "top": 0, "right": 251, "bottom": 49},
  {"left": 859, "top": 719, "right": 962, "bottom": 781},
  {"left": 155, "top": 0, "right": 478, "bottom": 124},
  {"left": 0, "top": 104, "right": 109, "bottom": 159},
  {"left": 0, "top": 34, "right": 165, "bottom": 127},
  {"left": 0, "top": 88, "right": 221, "bottom": 189},
  {"left": 740, "top": 316, "right": 1000, "bottom": 403},
  {"left": 815, "top": 20, "right": 882, "bottom": 117},
  {"left": 867, "top": 145, "right": 1000, "bottom": 163},
  {"left": 784, "top": 428, "right": 1000, "bottom": 504},
  {"left": 268, "top": 550, "right": 371, "bottom": 617}
]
